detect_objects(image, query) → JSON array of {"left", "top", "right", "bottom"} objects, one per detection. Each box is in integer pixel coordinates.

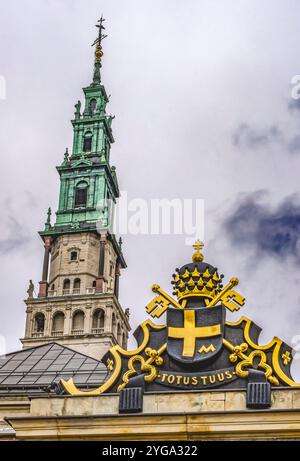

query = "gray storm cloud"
[
  {"left": 232, "top": 124, "right": 283, "bottom": 149},
  {"left": 224, "top": 192, "right": 300, "bottom": 263}
]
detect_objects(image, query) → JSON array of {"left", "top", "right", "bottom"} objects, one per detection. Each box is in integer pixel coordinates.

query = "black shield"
[{"left": 167, "top": 305, "right": 225, "bottom": 365}]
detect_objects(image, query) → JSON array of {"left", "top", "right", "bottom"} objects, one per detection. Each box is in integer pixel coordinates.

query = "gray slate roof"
[{"left": 0, "top": 342, "right": 107, "bottom": 394}]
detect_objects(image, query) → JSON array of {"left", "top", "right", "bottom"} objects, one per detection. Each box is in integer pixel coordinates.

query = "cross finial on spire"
[
  {"left": 91, "top": 15, "right": 107, "bottom": 84},
  {"left": 92, "top": 15, "right": 107, "bottom": 51}
]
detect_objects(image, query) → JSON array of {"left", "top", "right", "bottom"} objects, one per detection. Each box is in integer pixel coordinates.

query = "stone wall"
[{"left": 4, "top": 388, "right": 300, "bottom": 440}]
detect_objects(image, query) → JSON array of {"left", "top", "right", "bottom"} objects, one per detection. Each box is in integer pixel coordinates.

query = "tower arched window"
[
  {"left": 117, "top": 323, "right": 122, "bottom": 344},
  {"left": 112, "top": 313, "right": 117, "bottom": 336},
  {"left": 52, "top": 312, "right": 64, "bottom": 336},
  {"left": 63, "top": 279, "right": 70, "bottom": 295},
  {"left": 109, "top": 262, "right": 114, "bottom": 277},
  {"left": 74, "top": 181, "right": 88, "bottom": 208},
  {"left": 33, "top": 313, "right": 45, "bottom": 337},
  {"left": 105, "top": 138, "right": 110, "bottom": 159},
  {"left": 73, "top": 278, "right": 81, "bottom": 294},
  {"left": 122, "top": 333, "right": 127, "bottom": 349},
  {"left": 72, "top": 310, "right": 84, "bottom": 335},
  {"left": 92, "top": 309, "right": 104, "bottom": 333},
  {"left": 83, "top": 131, "right": 93, "bottom": 152},
  {"left": 90, "top": 99, "right": 97, "bottom": 115},
  {"left": 70, "top": 251, "right": 78, "bottom": 261}
]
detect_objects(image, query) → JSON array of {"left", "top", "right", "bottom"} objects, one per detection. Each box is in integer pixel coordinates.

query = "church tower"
[{"left": 21, "top": 18, "right": 130, "bottom": 359}]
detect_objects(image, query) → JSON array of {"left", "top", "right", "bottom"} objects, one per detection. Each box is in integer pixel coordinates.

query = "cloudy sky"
[{"left": 1, "top": 0, "right": 300, "bottom": 379}]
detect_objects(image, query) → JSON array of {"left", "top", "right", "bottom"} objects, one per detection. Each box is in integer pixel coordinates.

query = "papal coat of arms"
[{"left": 61, "top": 241, "right": 297, "bottom": 405}]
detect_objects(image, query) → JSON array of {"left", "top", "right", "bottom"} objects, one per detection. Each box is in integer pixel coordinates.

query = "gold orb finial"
[
  {"left": 192, "top": 240, "right": 204, "bottom": 262},
  {"left": 95, "top": 45, "right": 103, "bottom": 63}
]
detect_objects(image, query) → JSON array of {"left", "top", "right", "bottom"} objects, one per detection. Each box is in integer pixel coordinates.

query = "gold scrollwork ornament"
[
  {"left": 234, "top": 349, "right": 279, "bottom": 385},
  {"left": 117, "top": 355, "right": 158, "bottom": 392},
  {"left": 145, "top": 347, "right": 164, "bottom": 365},
  {"left": 229, "top": 342, "right": 249, "bottom": 362}
]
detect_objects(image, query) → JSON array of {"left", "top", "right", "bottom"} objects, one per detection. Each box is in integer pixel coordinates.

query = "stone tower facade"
[{"left": 21, "top": 21, "right": 130, "bottom": 360}]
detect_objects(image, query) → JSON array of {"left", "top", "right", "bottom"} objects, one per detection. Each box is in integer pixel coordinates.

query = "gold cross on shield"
[{"left": 168, "top": 310, "right": 221, "bottom": 357}]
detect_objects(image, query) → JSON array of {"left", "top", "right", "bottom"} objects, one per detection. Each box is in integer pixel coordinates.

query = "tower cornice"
[
  {"left": 56, "top": 161, "right": 119, "bottom": 195},
  {"left": 38, "top": 229, "right": 126, "bottom": 269}
]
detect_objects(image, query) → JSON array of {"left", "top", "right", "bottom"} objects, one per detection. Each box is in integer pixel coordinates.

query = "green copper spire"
[
  {"left": 40, "top": 18, "right": 120, "bottom": 236},
  {"left": 70, "top": 17, "right": 112, "bottom": 160}
]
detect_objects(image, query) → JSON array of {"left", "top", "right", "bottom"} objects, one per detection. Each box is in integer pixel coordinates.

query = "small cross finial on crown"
[{"left": 192, "top": 240, "right": 204, "bottom": 262}]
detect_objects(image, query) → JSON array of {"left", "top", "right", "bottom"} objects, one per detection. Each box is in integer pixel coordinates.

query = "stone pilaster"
[
  {"left": 45, "top": 307, "right": 52, "bottom": 336},
  {"left": 104, "top": 305, "right": 113, "bottom": 334},
  {"left": 114, "top": 262, "right": 121, "bottom": 299},
  {"left": 64, "top": 305, "right": 72, "bottom": 336},
  {"left": 96, "top": 234, "right": 107, "bottom": 293},
  {"left": 84, "top": 304, "right": 92, "bottom": 334},
  {"left": 38, "top": 236, "right": 52, "bottom": 298},
  {"left": 24, "top": 307, "right": 32, "bottom": 337}
]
